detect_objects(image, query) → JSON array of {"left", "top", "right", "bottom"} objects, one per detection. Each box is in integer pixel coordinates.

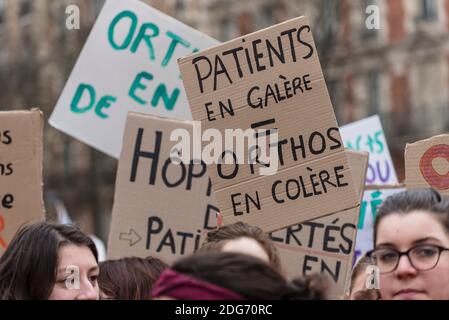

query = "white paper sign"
[
  {"left": 340, "top": 115, "right": 399, "bottom": 259},
  {"left": 50, "top": 0, "right": 219, "bottom": 158},
  {"left": 340, "top": 115, "right": 397, "bottom": 185}
]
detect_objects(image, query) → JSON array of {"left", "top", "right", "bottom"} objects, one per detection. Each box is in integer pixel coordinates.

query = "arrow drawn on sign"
[{"left": 119, "top": 229, "right": 142, "bottom": 247}]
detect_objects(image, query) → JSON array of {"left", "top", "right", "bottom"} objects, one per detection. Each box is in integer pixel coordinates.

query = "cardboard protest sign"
[
  {"left": 178, "top": 16, "right": 360, "bottom": 232},
  {"left": 340, "top": 115, "right": 399, "bottom": 257},
  {"left": 50, "top": 0, "right": 219, "bottom": 158},
  {"left": 405, "top": 134, "right": 449, "bottom": 196},
  {"left": 0, "top": 110, "right": 45, "bottom": 257},
  {"left": 270, "top": 150, "right": 368, "bottom": 299},
  {"left": 107, "top": 112, "right": 219, "bottom": 263}
]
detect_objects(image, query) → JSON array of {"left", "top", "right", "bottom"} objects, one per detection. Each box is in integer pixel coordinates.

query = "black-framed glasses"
[{"left": 367, "top": 244, "right": 449, "bottom": 274}]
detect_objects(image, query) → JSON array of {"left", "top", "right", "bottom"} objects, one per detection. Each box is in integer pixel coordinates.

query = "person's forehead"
[
  {"left": 376, "top": 210, "right": 449, "bottom": 247},
  {"left": 57, "top": 245, "right": 97, "bottom": 272},
  {"left": 225, "top": 237, "right": 264, "bottom": 251},
  {"left": 222, "top": 237, "right": 269, "bottom": 261}
]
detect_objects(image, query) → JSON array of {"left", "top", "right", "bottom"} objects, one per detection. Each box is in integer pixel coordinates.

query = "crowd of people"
[{"left": 0, "top": 188, "right": 449, "bottom": 300}]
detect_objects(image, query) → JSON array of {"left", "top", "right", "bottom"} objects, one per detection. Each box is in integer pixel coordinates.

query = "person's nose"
[
  {"left": 395, "top": 254, "right": 418, "bottom": 279},
  {"left": 75, "top": 279, "right": 98, "bottom": 300}
]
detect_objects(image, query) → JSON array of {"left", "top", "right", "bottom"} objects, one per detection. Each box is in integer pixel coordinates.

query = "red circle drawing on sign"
[{"left": 419, "top": 144, "right": 449, "bottom": 190}]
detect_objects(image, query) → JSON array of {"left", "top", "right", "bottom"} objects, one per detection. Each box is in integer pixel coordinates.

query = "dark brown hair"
[
  {"left": 99, "top": 256, "right": 168, "bottom": 300},
  {"left": 373, "top": 188, "right": 449, "bottom": 245},
  {"left": 202, "top": 222, "right": 282, "bottom": 272},
  {"left": 0, "top": 222, "right": 98, "bottom": 300},
  {"left": 172, "top": 251, "right": 328, "bottom": 300}
]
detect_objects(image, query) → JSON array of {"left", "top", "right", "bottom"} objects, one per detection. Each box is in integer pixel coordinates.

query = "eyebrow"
[
  {"left": 89, "top": 266, "right": 100, "bottom": 274},
  {"left": 412, "top": 237, "right": 442, "bottom": 245},
  {"left": 375, "top": 242, "right": 395, "bottom": 248},
  {"left": 57, "top": 267, "right": 75, "bottom": 275},
  {"left": 377, "top": 237, "right": 442, "bottom": 248},
  {"left": 57, "top": 265, "right": 100, "bottom": 275}
]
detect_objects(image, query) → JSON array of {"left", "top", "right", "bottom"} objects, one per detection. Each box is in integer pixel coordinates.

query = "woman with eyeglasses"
[{"left": 367, "top": 188, "right": 449, "bottom": 300}]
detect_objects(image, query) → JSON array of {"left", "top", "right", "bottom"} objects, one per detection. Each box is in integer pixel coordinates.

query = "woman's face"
[
  {"left": 376, "top": 210, "right": 449, "bottom": 300},
  {"left": 48, "top": 244, "right": 100, "bottom": 300}
]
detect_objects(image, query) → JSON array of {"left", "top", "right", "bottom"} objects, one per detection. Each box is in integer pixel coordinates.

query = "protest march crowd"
[
  {"left": 1, "top": 187, "right": 449, "bottom": 300},
  {"left": 1, "top": 0, "right": 449, "bottom": 301}
]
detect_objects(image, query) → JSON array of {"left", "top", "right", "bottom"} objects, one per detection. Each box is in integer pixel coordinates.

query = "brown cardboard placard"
[
  {"left": 107, "top": 113, "right": 219, "bottom": 263},
  {"left": 0, "top": 109, "right": 45, "bottom": 257},
  {"left": 270, "top": 150, "right": 369, "bottom": 299},
  {"left": 178, "top": 16, "right": 360, "bottom": 232},
  {"left": 346, "top": 150, "right": 370, "bottom": 196},
  {"left": 405, "top": 134, "right": 449, "bottom": 196}
]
